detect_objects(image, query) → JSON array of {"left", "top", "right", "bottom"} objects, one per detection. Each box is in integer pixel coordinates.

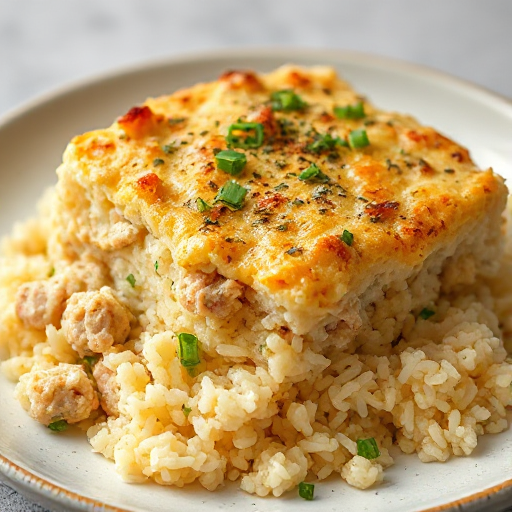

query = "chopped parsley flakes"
[{"left": 126, "top": 274, "right": 136, "bottom": 288}]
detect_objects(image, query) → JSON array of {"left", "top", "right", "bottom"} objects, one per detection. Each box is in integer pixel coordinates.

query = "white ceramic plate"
[{"left": 1, "top": 48, "right": 512, "bottom": 512}]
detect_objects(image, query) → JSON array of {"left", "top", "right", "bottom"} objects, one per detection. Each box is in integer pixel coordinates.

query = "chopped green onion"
[
  {"left": 340, "top": 229, "right": 354, "bottom": 246},
  {"left": 334, "top": 101, "right": 366, "bottom": 120},
  {"left": 348, "top": 129, "right": 370, "bottom": 149},
  {"left": 298, "top": 482, "right": 315, "bottom": 501},
  {"left": 182, "top": 404, "right": 192, "bottom": 417},
  {"left": 48, "top": 419, "right": 68, "bottom": 432},
  {"left": 154, "top": 260, "right": 159, "bottom": 273},
  {"left": 298, "top": 163, "right": 330, "bottom": 183},
  {"left": 444, "top": 168, "right": 455, "bottom": 174},
  {"left": 357, "top": 438, "right": 380, "bottom": 460},
  {"left": 227, "top": 122, "right": 264, "bottom": 149},
  {"left": 177, "top": 333, "right": 201, "bottom": 372},
  {"left": 196, "top": 197, "right": 211, "bottom": 212},
  {"left": 292, "top": 198, "right": 305, "bottom": 206},
  {"left": 419, "top": 308, "right": 435, "bottom": 320},
  {"left": 48, "top": 267, "right": 55, "bottom": 278},
  {"left": 214, "top": 181, "right": 248, "bottom": 210},
  {"left": 274, "top": 183, "right": 289, "bottom": 191},
  {"left": 82, "top": 356, "right": 98, "bottom": 368},
  {"left": 126, "top": 274, "right": 136, "bottom": 288},
  {"left": 277, "top": 224, "right": 288, "bottom": 232},
  {"left": 153, "top": 158, "right": 165, "bottom": 166},
  {"left": 271, "top": 89, "right": 307, "bottom": 111},
  {"left": 307, "top": 132, "right": 347, "bottom": 153},
  {"left": 215, "top": 149, "right": 247, "bottom": 176}
]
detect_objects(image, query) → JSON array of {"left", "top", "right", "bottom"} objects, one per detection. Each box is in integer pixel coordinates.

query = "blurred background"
[
  {"left": 0, "top": 0, "right": 511, "bottom": 510},
  {"left": 0, "top": 0, "right": 511, "bottom": 118}
]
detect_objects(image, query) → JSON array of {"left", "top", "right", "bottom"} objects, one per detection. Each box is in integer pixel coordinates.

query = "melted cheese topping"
[{"left": 59, "top": 65, "right": 507, "bottom": 317}]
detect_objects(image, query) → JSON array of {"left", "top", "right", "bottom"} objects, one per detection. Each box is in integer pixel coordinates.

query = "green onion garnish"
[
  {"left": 196, "top": 197, "right": 211, "bottom": 212},
  {"left": 154, "top": 260, "right": 159, "bottom": 273},
  {"left": 271, "top": 90, "right": 307, "bottom": 111},
  {"left": 126, "top": 274, "right": 136, "bottom": 288},
  {"left": 182, "top": 404, "right": 192, "bottom": 417},
  {"left": 298, "top": 163, "right": 330, "bottom": 183},
  {"left": 82, "top": 356, "right": 98, "bottom": 368},
  {"left": 298, "top": 482, "right": 315, "bottom": 501},
  {"left": 48, "top": 419, "right": 69, "bottom": 432},
  {"left": 348, "top": 129, "right": 370, "bottom": 149},
  {"left": 227, "top": 122, "right": 264, "bottom": 149},
  {"left": 177, "top": 333, "right": 201, "bottom": 373},
  {"left": 153, "top": 158, "right": 165, "bottom": 166},
  {"left": 334, "top": 101, "right": 366, "bottom": 120},
  {"left": 215, "top": 149, "right": 247, "bottom": 176},
  {"left": 419, "top": 308, "right": 435, "bottom": 320},
  {"left": 356, "top": 438, "right": 380, "bottom": 460},
  {"left": 340, "top": 229, "right": 354, "bottom": 246},
  {"left": 307, "top": 132, "right": 347, "bottom": 153},
  {"left": 214, "top": 180, "right": 248, "bottom": 210}
]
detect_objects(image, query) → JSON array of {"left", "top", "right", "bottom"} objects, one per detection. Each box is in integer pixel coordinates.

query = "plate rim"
[
  {"left": 1, "top": 46, "right": 512, "bottom": 512},
  {"left": 1, "top": 46, "right": 512, "bottom": 129}
]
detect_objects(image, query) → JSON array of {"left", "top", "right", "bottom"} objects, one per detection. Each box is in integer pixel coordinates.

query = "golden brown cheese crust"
[{"left": 60, "top": 66, "right": 507, "bottom": 313}]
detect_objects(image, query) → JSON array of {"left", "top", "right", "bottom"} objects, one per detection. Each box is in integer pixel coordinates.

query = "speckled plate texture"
[{"left": 1, "top": 48, "right": 512, "bottom": 512}]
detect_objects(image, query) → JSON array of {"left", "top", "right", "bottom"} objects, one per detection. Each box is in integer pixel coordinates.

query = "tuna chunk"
[
  {"left": 15, "top": 260, "right": 109, "bottom": 330},
  {"left": 15, "top": 363, "right": 99, "bottom": 425},
  {"left": 62, "top": 287, "right": 132, "bottom": 357},
  {"left": 15, "top": 279, "right": 68, "bottom": 330},
  {"left": 178, "top": 272, "right": 244, "bottom": 319},
  {"left": 92, "top": 359, "right": 120, "bottom": 417}
]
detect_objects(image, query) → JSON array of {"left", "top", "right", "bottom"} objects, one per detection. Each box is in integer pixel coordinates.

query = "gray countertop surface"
[{"left": 1, "top": 0, "right": 511, "bottom": 510}]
